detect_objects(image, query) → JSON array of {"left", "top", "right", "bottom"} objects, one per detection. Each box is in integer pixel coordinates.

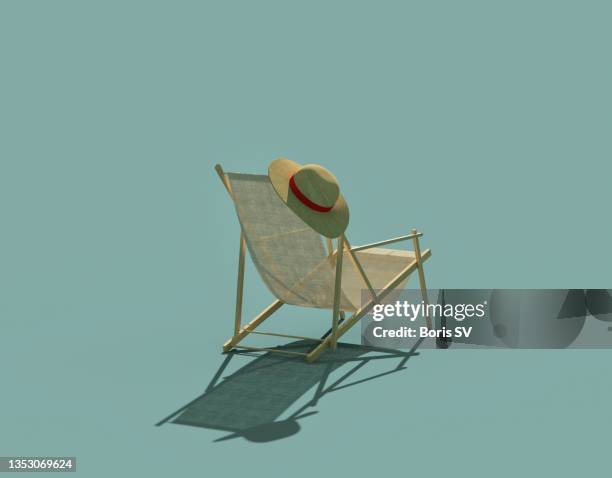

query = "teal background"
[{"left": 1, "top": 1, "right": 610, "bottom": 476}]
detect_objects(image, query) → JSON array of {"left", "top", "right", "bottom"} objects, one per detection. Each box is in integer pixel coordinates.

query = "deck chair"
[{"left": 215, "top": 164, "right": 432, "bottom": 362}]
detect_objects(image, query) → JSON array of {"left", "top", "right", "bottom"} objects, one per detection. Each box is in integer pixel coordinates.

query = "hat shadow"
[
  {"left": 156, "top": 340, "right": 421, "bottom": 442},
  {"left": 586, "top": 289, "right": 612, "bottom": 323}
]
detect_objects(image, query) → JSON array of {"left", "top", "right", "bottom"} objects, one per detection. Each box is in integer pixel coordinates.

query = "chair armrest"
[{"left": 350, "top": 232, "right": 423, "bottom": 252}]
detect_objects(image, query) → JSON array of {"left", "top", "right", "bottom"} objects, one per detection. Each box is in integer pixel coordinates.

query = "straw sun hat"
[{"left": 268, "top": 158, "right": 349, "bottom": 238}]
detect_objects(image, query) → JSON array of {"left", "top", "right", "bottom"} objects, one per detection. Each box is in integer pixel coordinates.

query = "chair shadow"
[{"left": 156, "top": 340, "right": 422, "bottom": 442}]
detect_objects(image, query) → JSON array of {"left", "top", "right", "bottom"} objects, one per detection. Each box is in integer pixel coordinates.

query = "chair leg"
[
  {"left": 306, "top": 250, "right": 431, "bottom": 362},
  {"left": 223, "top": 300, "right": 284, "bottom": 352},
  {"left": 331, "top": 236, "right": 344, "bottom": 351},
  {"left": 412, "top": 229, "right": 432, "bottom": 329},
  {"left": 234, "top": 233, "right": 246, "bottom": 336}
]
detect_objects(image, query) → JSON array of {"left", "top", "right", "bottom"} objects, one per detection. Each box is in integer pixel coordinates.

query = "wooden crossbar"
[
  {"left": 232, "top": 345, "right": 308, "bottom": 357},
  {"left": 250, "top": 330, "right": 323, "bottom": 342},
  {"left": 350, "top": 233, "right": 422, "bottom": 252}
]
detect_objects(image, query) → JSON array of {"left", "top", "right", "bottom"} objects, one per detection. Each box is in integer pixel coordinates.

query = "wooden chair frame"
[{"left": 215, "top": 164, "right": 432, "bottom": 362}]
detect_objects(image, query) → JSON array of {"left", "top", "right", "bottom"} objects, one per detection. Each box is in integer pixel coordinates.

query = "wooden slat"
[
  {"left": 214, "top": 164, "right": 233, "bottom": 196},
  {"left": 343, "top": 235, "right": 378, "bottom": 303}
]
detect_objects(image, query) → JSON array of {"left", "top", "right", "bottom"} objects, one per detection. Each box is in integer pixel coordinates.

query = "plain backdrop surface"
[{"left": 1, "top": 1, "right": 610, "bottom": 476}]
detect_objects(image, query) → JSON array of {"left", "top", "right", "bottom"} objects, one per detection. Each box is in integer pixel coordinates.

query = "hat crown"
[{"left": 292, "top": 164, "right": 339, "bottom": 209}]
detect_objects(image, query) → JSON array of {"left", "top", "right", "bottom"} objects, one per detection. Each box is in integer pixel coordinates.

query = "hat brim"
[{"left": 268, "top": 158, "right": 349, "bottom": 239}]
